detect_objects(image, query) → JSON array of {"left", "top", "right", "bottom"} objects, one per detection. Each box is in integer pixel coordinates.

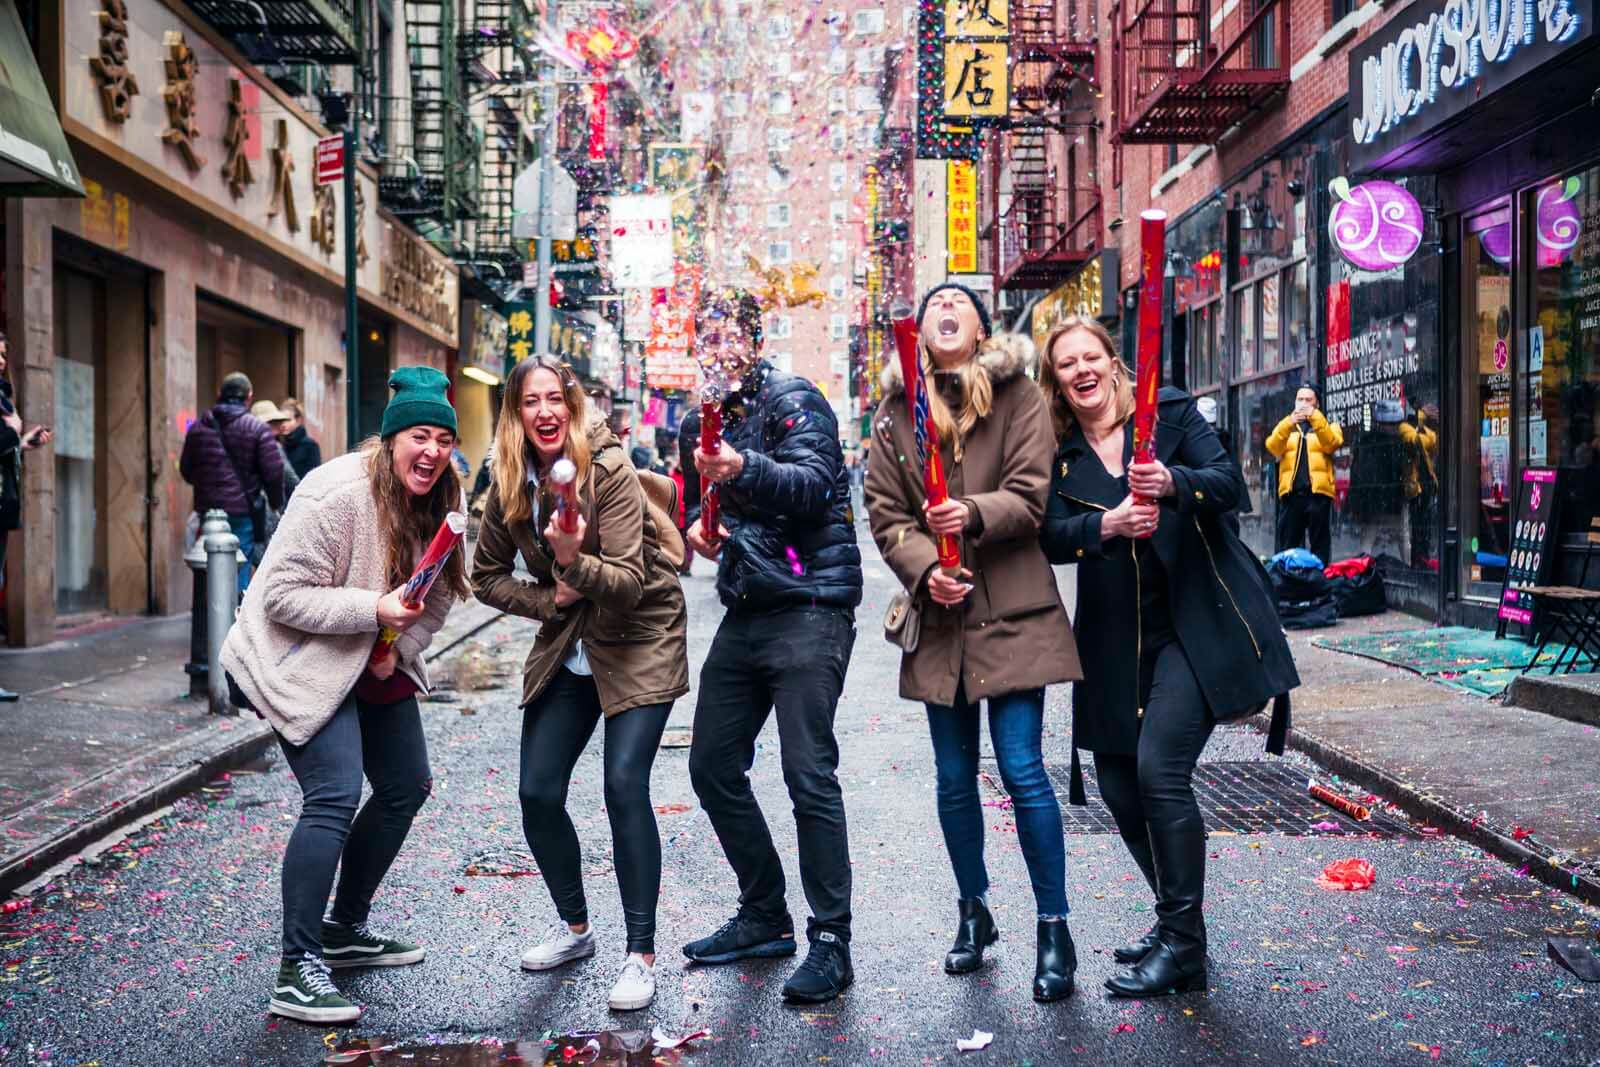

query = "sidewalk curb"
[
  {"left": 0, "top": 608, "right": 509, "bottom": 900},
  {"left": 1253, "top": 711, "right": 1600, "bottom": 908}
]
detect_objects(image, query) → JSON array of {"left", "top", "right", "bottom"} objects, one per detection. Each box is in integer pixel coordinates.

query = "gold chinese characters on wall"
[
  {"left": 268, "top": 120, "right": 299, "bottom": 233},
  {"left": 310, "top": 184, "right": 337, "bottom": 256},
  {"left": 89, "top": 0, "right": 139, "bottom": 123},
  {"left": 383, "top": 223, "right": 457, "bottom": 335},
  {"left": 160, "top": 31, "right": 205, "bottom": 171},
  {"left": 221, "top": 79, "right": 254, "bottom": 199}
]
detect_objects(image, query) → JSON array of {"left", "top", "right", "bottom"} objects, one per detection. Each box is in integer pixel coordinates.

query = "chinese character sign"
[
  {"left": 947, "top": 160, "right": 978, "bottom": 273},
  {"left": 609, "top": 195, "right": 675, "bottom": 288},
  {"left": 645, "top": 267, "right": 702, "bottom": 391},
  {"left": 504, "top": 301, "right": 537, "bottom": 364},
  {"left": 943, "top": 41, "right": 1008, "bottom": 120},
  {"left": 944, "top": 0, "right": 1008, "bottom": 37}
]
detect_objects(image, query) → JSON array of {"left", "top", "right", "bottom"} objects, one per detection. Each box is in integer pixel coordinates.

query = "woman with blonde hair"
[
  {"left": 1038, "top": 316, "right": 1296, "bottom": 998},
  {"left": 222, "top": 367, "right": 467, "bottom": 1024},
  {"left": 865, "top": 283, "right": 1081, "bottom": 1002},
  {"left": 471, "top": 356, "right": 688, "bottom": 1013}
]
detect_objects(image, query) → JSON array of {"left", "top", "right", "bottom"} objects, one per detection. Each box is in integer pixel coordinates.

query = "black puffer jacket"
[
  {"left": 686, "top": 361, "right": 862, "bottom": 613},
  {"left": 280, "top": 425, "right": 323, "bottom": 478},
  {"left": 179, "top": 402, "right": 287, "bottom": 516},
  {"left": 0, "top": 379, "right": 21, "bottom": 532}
]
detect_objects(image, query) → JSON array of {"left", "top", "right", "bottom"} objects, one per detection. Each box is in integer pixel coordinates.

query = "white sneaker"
[
  {"left": 608, "top": 955, "right": 655, "bottom": 1012},
  {"left": 520, "top": 926, "right": 596, "bottom": 971}
]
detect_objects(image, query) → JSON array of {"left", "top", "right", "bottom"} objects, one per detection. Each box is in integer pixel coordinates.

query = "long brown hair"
[
  {"left": 1037, "top": 316, "right": 1136, "bottom": 441},
  {"left": 491, "top": 357, "right": 593, "bottom": 525},
  {"left": 923, "top": 343, "right": 994, "bottom": 463},
  {"left": 362, "top": 435, "right": 469, "bottom": 599}
]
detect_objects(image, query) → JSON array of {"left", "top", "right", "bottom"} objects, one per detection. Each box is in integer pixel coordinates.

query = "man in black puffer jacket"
[{"left": 679, "top": 287, "right": 862, "bottom": 1007}]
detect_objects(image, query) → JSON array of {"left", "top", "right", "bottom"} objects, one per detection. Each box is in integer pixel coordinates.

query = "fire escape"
[
  {"left": 992, "top": 0, "right": 1101, "bottom": 292},
  {"left": 460, "top": 0, "right": 523, "bottom": 273},
  {"left": 381, "top": 2, "right": 483, "bottom": 242},
  {"left": 1115, "top": 0, "right": 1290, "bottom": 142}
]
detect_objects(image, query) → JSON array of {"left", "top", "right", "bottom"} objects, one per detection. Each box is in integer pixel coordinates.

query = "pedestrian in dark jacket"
[
  {"left": 1037, "top": 317, "right": 1298, "bottom": 999},
  {"left": 679, "top": 285, "right": 863, "bottom": 1006},
  {"left": 866, "top": 285, "right": 1080, "bottom": 1002},
  {"left": 179, "top": 372, "right": 286, "bottom": 593},
  {"left": 0, "top": 332, "right": 51, "bottom": 701},
  {"left": 278, "top": 398, "right": 323, "bottom": 478},
  {"left": 471, "top": 357, "right": 689, "bottom": 1014}
]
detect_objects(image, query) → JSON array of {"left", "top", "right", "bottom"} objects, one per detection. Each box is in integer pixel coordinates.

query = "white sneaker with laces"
[
  {"left": 520, "top": 926, "right": 596, "bottom": 971},
  {"left": 608, "top": 955, "right": 656, "bottom": 1011}
]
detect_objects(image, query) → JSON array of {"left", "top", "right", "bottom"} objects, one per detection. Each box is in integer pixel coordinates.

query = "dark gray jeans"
[{"left": 276, "top": 691, "right": 432, "bottom": 961}]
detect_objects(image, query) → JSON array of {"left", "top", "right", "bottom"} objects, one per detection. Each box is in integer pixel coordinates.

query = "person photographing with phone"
[
  {"left": 0, "top": 331, "right": 51, "bottom": 701},
  {"left": 1265, "top": 385, "right": 1343, "bottom": 565}
]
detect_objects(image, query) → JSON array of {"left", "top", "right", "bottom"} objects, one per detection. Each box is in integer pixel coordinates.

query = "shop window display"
[{"left": 1463, "top": 204, "right": 1515, "bottom": 599}]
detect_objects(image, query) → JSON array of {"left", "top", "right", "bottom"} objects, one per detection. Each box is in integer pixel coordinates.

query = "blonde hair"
[
  {"left": 923, "top": 345, "right": 994, "bottom": 463},
  {"left": 361, "top": 435, "right": 469, "bottom": 600},
  {"left": 1037, "top": 317, "right": 1136, "bottom": 441},
  {"left": 491, "top": 357, "right": 593, "bottom": 525}
]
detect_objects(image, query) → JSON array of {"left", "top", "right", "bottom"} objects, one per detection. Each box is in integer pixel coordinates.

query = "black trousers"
[
  {"left": 518, "top": 668, "right": 673, "bottom": 955},
  {"left": 1276, "top": 490, "right": 1333, "bottom": 565},
  {"left": 689, "top": 606, "right": 856, "bottom": 940},
  {"left": 1094, "top": 638, "right": 1215, "bottom": 949}
]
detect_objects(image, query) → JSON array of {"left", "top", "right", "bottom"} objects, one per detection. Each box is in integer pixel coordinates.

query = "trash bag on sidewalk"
[
  {"left": 1279, "top": 593, "right": 1340, "bottom": 629},
  {"left": 1269, "top": 548, "right": 1329, "bottom": 603},
  {"left": 1326, "top": 554, "right": 1388, "bottom": 617}
]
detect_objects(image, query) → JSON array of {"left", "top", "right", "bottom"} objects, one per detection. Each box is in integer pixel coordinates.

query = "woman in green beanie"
[{"left": 223, "top": 366, "right": 468, "bottom": 1025}]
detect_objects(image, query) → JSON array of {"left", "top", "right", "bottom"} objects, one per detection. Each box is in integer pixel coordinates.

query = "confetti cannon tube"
[
  {"left": 1308, "top": 780, "right": 1372, "bottom": 821},
  {"left": 699, "top": 395, "right": 722, "bottom": 540},
  {"left": 369, "top": 511, "right": 467, "bottom": 667},
  {"left": 892, "top": 314, "right": 962, "bottom": 576},
  {"left": 1132, "top": 209, "right": 1167, "bottom": 536},
  {"left": 550, "top": 458, "right": 580, "bottom": 534}
]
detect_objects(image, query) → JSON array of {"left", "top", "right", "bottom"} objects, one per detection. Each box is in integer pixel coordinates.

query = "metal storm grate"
[{"left": 982, "top": 760, "right": 1420, "bottom": 836}]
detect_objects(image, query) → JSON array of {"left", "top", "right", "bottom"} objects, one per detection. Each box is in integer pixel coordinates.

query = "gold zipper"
[
  {"left": 1194, "top": 517, "right": 1263, "bottom": 660},
  {"left": 1056, "top": 490, "right": 1109, "bottom": 512}
]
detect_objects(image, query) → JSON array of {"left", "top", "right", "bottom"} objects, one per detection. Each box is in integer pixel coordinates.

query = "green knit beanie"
[{"left": 380, "top": 366, "right": 457, "bottom": 438}]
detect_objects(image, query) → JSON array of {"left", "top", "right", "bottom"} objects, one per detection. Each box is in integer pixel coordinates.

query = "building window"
[
  {"left": 853, "top": 87, "right": 882, "bottom": 112},
  {"left": 766, "top": 203, "right": 792, "bottom": 227},
  {"left": 770, "top": 315, "right": 794, "bottom": 339},
  {"left": 828, "top": 87, "right": 848, "bottom": 114},
  {"left": 830, "top": 200, "right": 848, "bottom": 226},
  {"left": 828, "top": 126, "right": 848, "bottom": 151},
  {"left": 768, "top": 241, "right": 793, "bottom": 264},
  {"left": 766, "top": 14, "right": 793, "bottom": 39},
  {"left": 828, "top": 48, "right": 848, "bottom": 75},
  {"left": 829, "top": 274, "right": 848, "bottom": 299},
  {"left": 829, "top": 163, "right": 849, "bottom": 191},
  {"left": 830, "top": 314, "right": 849, "bottom": 341},
  {"left": 1235, "top": 284, "right": 1256, "bottom": 375},
  {"left": 1260, "top": 272, "right": 1281, "bottom": 368},
  {"left": 829, "top": 238, "right": 848, "bottom": 263},
  {"left": 769, "top": 350, "right": 794, "bottom": 373},
  {"left": 852, "top": 8, "right": 885, "bottom": 35},
  {"left": 768, "top": 90, "right": 793, "bottom": 115},
  {"left": 767, "top": 128, "right": 793, "bottom": 153},
  {"left": 1331, "top": 0, "right": 1357, "bottom": 22}
]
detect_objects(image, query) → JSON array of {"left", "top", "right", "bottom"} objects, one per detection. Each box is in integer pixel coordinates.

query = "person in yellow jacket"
[{"left": 1265, "top": 385, "right": 1343, "bottom": 565}]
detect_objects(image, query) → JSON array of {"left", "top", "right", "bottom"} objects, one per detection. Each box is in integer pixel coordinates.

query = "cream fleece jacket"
[{"left": 220, "top": 451, "right": 458, "bottom": 746}]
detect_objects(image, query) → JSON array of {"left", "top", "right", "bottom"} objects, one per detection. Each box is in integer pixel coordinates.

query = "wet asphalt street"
[{"left": 3, "top": 518, "right": 1599, "bottom": 1065}]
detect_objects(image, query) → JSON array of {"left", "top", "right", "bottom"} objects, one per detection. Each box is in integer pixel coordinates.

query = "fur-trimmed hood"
[{"left": 878, "top": 332, "right": 1035, "bottom": 399}]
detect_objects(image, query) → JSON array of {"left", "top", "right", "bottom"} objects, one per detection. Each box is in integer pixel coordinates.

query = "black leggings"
[
  {"left": 519, "top": 668, "right": 672, "bottom": 954},
  {"left": 1094, "top": 639, "right": 1214, "bottom": 885}
]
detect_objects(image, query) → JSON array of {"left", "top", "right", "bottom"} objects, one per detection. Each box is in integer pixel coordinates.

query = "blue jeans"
[
  {"left": 227, "top": 512, "right": 254, "bottom": 594},
  {"left": 926, "top": 686, "right": 1068, "bottom": 917}
]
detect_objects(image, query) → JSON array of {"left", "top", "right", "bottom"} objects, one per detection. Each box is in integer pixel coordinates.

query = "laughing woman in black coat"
[{"left": 1037, "top": 317, "right": 1298, "bottom": 999}]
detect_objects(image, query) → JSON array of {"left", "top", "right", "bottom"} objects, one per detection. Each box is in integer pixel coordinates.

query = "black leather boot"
[
  {"left": 1113, "top": 833, "right": 1160, "bottom": 964},
  {"left": 944, "top": 897, "right": 998, "bottom": 975},
  {"left": 1032, "top": 919, "right": 1076, "bottom": 1002},
  {"left": 1105, "top": 822, "right": 1207, "bottom": 997}
]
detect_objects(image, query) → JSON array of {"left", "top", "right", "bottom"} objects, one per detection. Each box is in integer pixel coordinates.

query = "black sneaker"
[
  {"left": 781, "top": 931, "right": 853, "bottom": 1004},
  {"left": 682, "top": 911, "right": 797, "bottom": 965},
  {"left": 321, "top": 920, "right": 425, "bottom": 968}
]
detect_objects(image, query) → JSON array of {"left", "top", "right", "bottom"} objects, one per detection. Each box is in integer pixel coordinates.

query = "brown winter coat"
[
  {"left": 865, "top": 334, "right": 1081, "bottom": 706},
  {"left": 470, "top": 418, "right": 689, "bottom": 716}
]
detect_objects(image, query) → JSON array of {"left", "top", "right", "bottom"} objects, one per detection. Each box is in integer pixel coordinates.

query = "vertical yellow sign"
[{"left": 947, "top": 160, "right": 978, "bottom": 274}]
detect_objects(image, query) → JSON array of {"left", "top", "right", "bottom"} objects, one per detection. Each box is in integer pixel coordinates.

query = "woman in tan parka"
[
  {"left": 865, "top": 283, "right": 1081, "bottom": 1003},
  {"left": 471, "top": 357, "right": 688, "bottom": 1014}
]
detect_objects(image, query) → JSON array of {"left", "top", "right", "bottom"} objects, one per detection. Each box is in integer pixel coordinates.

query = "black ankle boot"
[
  {"left": 944, "top": 897, "right": 998, "bottom": 974},
  {"left": 1105, "top": 822, "right": 1206, "bottom": 998},
  {"left": 1113, "top": 924, "right": 1161, "bottom": 965},
  {"left": 1032, "top": 919, "right": 1076, "bottom": 1002}
]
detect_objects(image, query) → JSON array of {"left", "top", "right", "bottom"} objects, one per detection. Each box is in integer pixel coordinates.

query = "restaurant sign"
[{"left": 1349, "top": 0, "right": 1591, "bottom": 170}]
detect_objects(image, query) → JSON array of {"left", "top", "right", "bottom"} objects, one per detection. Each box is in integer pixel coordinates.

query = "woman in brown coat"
[
  {"left": 865, "top": 283, "right": 1082, "bottom": 1002},
  {"left": 471, "top": 358, "right": 689, "bottom": 1013}
]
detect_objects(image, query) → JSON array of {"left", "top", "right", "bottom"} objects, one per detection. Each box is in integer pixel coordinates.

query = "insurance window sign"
[{"left": 1348, "top": 0, "right": 1591, "bottom": 170}]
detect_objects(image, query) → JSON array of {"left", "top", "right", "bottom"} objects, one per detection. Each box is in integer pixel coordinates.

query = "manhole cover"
[{"left": 983, "top": 760, "right": 1420, "bottom": 836}]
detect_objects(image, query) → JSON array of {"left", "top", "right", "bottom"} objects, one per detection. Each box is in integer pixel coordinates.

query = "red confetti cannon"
[
  {"left": 369, "top": 511, "right": 467, "bottom": 666},
  {"left": 1308, "top": 780, "right": 1372, "bottom": 821},
  {"left": 550, "top": 458, "right": 580, "bottom": 534},
  {"left": 892, "top": 313, "right": 961, "bottom": 576},
  {"left": 1131, "top": 209, "right": 1167, "bottom": 536},
  {"left": 699, "top": 392, "right": 723, "bottom": 541}
]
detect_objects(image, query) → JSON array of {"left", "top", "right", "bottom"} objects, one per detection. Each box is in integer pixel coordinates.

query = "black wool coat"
[{"left": 1040, "top": 388, "right": 1298, "bottom": 773}]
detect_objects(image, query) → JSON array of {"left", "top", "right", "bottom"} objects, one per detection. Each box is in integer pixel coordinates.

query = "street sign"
[
  {"left": 315, "top": 135, "right": 344, "bottom": 187},
  {"left": 513, "top": 163, "right": 579, "bottom": 240}
]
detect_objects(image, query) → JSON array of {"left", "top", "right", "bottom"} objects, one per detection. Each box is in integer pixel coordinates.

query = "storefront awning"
[{"left": 0, "top": 0, "right": 83, "bottom": 198}]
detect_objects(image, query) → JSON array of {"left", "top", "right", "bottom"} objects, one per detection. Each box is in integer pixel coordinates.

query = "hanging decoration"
[
  {"left": 565, "top": 12, "right": 638, "bottom": 161},
  {"left": 268, "top": 119, "right": 299, "bottom": 233},
  {"left": 89, "top": 0, "right": 139, "bottom": 123},
  {"left": 745, "top": 255, "right": 826, "bottom": 310},
  {"left": 160, "top": 31, "right": 205, "bottom": 171}
]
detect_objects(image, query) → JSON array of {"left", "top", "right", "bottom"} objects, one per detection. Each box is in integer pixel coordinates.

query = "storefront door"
[
  {"left": 1461, "top": 203, "right": 1516, "bottom": 601},
  {"left": 52, "top": 267, "right": 106, "bottom": 617}
]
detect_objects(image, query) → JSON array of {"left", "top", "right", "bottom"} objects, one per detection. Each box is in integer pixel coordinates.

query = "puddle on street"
[{"left": 325, "top": 1029, "right": 709, "bottom": 1065}]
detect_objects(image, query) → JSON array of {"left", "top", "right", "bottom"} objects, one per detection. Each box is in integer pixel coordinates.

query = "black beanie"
[{"left": 916, "top": 282, "right": 992, "bottom": 340}]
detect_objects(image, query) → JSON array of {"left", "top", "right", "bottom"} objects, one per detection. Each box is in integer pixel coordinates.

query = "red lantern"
[{"left": 565, "top": 13, "right": 637, "bottom": 162}]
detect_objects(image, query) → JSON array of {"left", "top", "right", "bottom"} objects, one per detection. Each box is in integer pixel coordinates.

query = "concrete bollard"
[{"left": 202, "top": 509, "right": 240, "bottom": 716}]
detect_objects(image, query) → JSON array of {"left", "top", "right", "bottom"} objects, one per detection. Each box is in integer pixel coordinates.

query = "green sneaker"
[
  {"left": 268, "top": 956, "right": 360, "bottom": 1024},
  {"left": 322, "top": 919, "right": 426, "bottom": 968}
]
